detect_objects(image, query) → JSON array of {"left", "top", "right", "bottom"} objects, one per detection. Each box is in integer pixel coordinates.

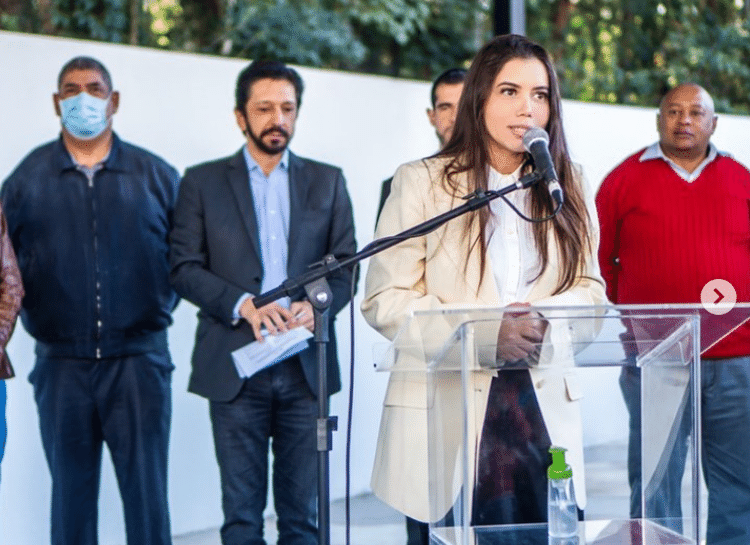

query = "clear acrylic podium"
[{"left": 376, "top": 304, "right": 750, "bottom": 545}]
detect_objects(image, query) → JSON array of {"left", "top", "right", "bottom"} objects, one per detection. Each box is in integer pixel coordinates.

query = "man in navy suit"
[{"left": 170, "top": 60, "right": 357, "bottom": 545}]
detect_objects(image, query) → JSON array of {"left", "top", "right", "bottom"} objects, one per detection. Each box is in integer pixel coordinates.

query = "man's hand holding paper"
[{"left": 240, "top": 297, "right": 314, "bottom": 341}]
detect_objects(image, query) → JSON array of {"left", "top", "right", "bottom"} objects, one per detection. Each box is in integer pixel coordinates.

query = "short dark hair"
[
  {"left": 430, "top": 68, "right": 467, "bottom": 108},
  {"left": 58, "top": 56, "right": 113, "bottom": 93},
  {"left": 235, "top": 60, "right": 304, "bottom": 111}
]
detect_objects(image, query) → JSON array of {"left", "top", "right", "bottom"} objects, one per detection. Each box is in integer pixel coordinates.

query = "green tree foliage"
[
  {"left": 0, "top": 0, "right": 489, "bottom": 77},
  {"left": 167, "top": 0, "right": 489, "bottom": 79},
  {"left": 0, "top": 0, "right": 158, "bottom": 44},
  {"left": 221, "top": 0, "right": 368, "bottom": 68},
  {"left": 51, "top": 0, "right": 129, "bottom": 42},
  {"left": 2, "top": 0, "right": 749, "bottom": 112},
  {"left": 527, "top": 0, "right": 750, "bottom": 113},
  {"left": 0, "top": 0, "right": 43, "bottom": 32}
]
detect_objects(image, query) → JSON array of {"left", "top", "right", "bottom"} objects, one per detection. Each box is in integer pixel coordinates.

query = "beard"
[{"left": 247, "top": 124, "right": 291, "bottom": 155}]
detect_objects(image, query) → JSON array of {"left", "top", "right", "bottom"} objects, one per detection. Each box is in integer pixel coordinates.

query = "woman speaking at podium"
[{"left": 361, "top": 34, "right": 606, "bottom": 529}]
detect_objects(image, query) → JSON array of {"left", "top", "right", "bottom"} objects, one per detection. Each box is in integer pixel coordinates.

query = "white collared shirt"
[
  {"left": 486, "top": 165, "right": 540, "bottom": 305},
  {"left": 639, "top": 142, "right": 728, "bottom": 183}
]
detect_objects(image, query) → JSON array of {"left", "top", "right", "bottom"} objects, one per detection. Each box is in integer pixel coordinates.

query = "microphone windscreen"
[{"left": 522, "top": 127, "right": 549, "bottom": 151}]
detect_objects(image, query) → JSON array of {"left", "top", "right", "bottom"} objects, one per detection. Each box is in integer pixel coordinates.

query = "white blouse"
[{"left": 486, "top": 165, "right": 541, "bottom": 305}]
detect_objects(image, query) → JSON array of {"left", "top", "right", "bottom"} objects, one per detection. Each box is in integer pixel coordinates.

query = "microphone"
[{"left": 522, "top": 127, "right": 563, "bottom": 207}]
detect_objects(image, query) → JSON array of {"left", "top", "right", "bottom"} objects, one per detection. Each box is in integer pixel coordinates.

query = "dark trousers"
[
  {"left": 30, "top": 351, "right": 173, "bottom": 545},
  {"left": 405, "top": 515, "right": 428, "bottom": 545},
  {"left": 472, "top": 371, "right": 551, "bottom": 527},
  {"left": 210, "top": 357, "right": 318, "bottom": 545},
  {"left": 622, "top": 357, "right": 750, "bottom": 545}
]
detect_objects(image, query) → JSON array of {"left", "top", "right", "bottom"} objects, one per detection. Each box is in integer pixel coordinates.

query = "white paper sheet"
[{"left": 231, "top": 327, "right": 313, "bottom": 379}]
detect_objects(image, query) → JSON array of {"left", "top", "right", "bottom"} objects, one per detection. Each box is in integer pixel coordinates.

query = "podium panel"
[
  {"left": 376, "top": 304, "right": 750, "bottom": 545},
  {"left": 430, "top": 519, "right": 693, "bottom": 544}
]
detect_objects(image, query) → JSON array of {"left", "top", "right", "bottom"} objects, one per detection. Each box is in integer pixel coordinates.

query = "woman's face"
[{"left": 483, "top": 56, "right": 550, "bottom": 174}]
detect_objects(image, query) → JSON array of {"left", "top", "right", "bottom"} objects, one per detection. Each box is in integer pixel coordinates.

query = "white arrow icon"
[
  {"left": 714, "top": 288, "right": 724, "bottom": 304},
  {"left": 701, "top": 280, "right": 736, "bottom": 315}
]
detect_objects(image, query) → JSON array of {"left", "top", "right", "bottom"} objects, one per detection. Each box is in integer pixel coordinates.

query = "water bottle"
[{"left": 548, "top": 446, "right": 579, "bottom": 544}]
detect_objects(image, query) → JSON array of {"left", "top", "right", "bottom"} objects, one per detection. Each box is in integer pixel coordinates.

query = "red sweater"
[{"left": 596, "top": 149, "right": 750, "bottom": 359}]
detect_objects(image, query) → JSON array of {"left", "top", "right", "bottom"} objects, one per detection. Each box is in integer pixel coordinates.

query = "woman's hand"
[{"left": 496, "top": 302, "right": 547, "bottom": 365}]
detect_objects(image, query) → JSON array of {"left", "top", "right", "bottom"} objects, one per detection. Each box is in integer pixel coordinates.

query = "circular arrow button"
[{"left": 701, "top": 279, "right": 737, "bottom": 315}]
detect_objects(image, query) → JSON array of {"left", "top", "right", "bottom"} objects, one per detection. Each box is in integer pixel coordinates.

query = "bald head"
[
  {"left": 659, "top": 83, "right": 715, "bottom": 115},
  {"left": 657, "top": 83, "right": 718, "bottom": 171}
]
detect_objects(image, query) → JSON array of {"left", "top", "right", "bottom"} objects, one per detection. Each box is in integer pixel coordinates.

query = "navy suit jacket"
[{"left": 170, "top": 149, "right": 357, "bottom": 402}]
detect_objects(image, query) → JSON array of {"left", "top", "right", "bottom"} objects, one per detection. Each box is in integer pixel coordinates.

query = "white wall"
[
  {"left": 1, "top": 30, "right": 749, "bottom": 544},
  {"left": 0, "top": 31, "right": 435, "bottom": 545}
]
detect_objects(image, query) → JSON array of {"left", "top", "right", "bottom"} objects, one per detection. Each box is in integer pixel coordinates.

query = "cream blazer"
[{"left": 361, "top": 156, "right": 606, "bottom": 522}]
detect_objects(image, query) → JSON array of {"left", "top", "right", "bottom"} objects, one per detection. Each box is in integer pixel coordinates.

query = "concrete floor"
[
  {"left": 173, "top": 443, "right": 706, "bottom": 545},
  {"left": 172, "top": 493, "right": 405, "bottom": 545}
]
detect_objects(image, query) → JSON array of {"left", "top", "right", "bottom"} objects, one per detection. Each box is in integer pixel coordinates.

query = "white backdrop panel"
[{"left": 1, "top": 30, "right": 748, "bottom": 544}]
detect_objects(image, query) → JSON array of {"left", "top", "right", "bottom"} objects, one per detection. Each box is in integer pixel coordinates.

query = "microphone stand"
[{"left": 251, "top": 170, "right": 543, "bottom": 545}]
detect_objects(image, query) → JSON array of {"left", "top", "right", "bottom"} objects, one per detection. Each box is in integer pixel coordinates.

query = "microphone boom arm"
[{"left": 252, "top": 170, "right": 543, "bottom": 308}]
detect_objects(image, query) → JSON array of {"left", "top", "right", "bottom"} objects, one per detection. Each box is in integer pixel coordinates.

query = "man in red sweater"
[{"left": 597, "top": 83, "right": 750, "bottom": 545}]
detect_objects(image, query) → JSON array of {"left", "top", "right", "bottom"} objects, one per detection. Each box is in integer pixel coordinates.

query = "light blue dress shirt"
[{"left": 234, "top": 147, "right": 291, "bottom": 319}]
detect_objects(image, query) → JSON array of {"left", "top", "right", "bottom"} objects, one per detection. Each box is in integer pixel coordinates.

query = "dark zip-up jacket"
[{"left": 1, "top": 134, "right": 178, "bottom": 359}]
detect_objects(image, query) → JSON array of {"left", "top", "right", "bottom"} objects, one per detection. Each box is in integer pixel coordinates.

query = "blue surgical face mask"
[{"left": 59, "top": 92, "right": 110, "bottom": 140}]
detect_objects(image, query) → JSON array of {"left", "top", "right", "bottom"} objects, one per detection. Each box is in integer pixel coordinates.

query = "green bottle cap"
[{"left": 548, "top": 446, "right": 572, "bottom": 479}]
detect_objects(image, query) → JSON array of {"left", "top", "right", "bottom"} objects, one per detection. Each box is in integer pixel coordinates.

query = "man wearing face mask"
[{"left": 1, "top": 56, "right": 178, "bottom": 545}]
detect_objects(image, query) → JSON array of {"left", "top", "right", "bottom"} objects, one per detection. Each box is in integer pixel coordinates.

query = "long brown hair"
[{"left": 437, "top": 34, "right": 591, "bottom": 295}]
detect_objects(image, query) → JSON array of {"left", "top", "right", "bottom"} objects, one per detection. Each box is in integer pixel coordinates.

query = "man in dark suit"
[
  {"left": 170, "top": 60, "right": 357, "bottom": 545},
  {"left": 376, "top": 67, "right": 466, "bottom": 221}
]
